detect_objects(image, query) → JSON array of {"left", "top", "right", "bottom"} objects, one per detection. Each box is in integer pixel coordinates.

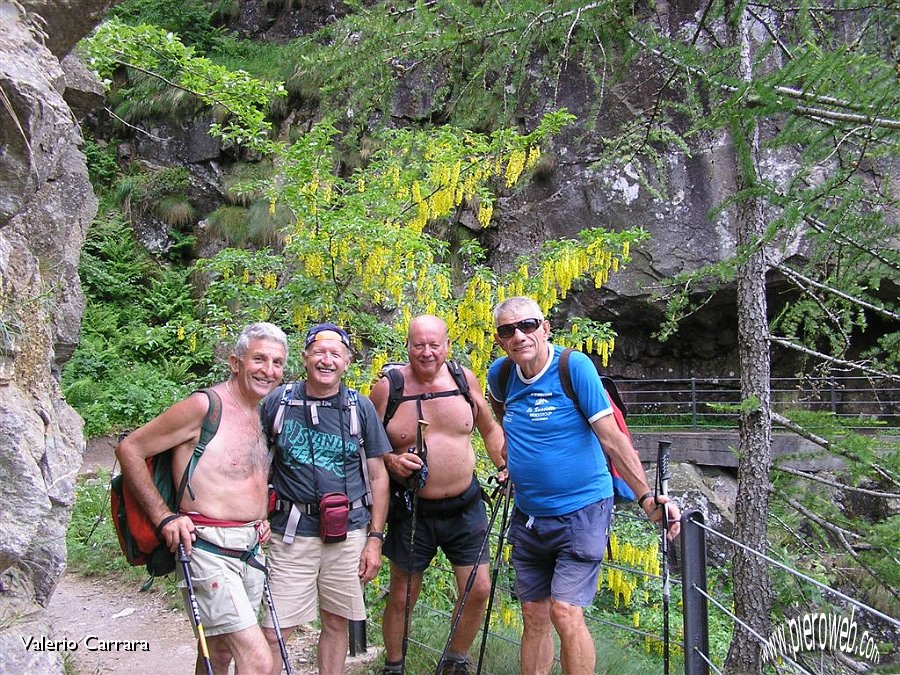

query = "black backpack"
[{"left": 380, "top": 360, "right": 475, "bottom": 427}]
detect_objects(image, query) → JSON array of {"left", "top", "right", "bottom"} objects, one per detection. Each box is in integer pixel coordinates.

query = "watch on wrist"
[
  {"left": 638, "top": 491, "right": 654, "bottom": 509},
  {"left": 367, "top": 531, "right": 385, "bottom": 542}
]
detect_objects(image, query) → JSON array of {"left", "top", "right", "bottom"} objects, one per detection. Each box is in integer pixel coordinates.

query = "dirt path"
[{"left": 48, "top": 437, "right": 380, "bottom": 674}]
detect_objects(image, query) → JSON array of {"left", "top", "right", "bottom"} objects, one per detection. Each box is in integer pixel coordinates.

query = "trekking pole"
[
  {"left": 178, "top": 544, "right": 215, "bottom": 675},
  {"left": 434, "top": 482, "right": 503, "bottom": 675},
  {"left": 656, "top": 440, "right": 672, "bottom": 675},
  {"left": 401, "top": 418, "right": 429, "bottom": 671},
  {"left": 475, "top": 481, "right": 513, "bottom": 675},
  {"left": 263, "top": 574, "right": 293, "bottom": 675}
]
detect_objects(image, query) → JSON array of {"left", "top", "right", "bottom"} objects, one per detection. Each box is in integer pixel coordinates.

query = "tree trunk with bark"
[{"left": 723, "top": 3, "right": 775, "bottom": 673}]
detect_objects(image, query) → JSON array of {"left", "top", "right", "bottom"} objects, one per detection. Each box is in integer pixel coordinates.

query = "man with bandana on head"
[{"left": 260, "top": 323, "right": 391, "bottom": 675}]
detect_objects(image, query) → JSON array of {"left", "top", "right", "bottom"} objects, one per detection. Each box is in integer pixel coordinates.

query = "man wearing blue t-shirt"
[{"left": 487, "top": 296, "right": 680, "bottom": 674}]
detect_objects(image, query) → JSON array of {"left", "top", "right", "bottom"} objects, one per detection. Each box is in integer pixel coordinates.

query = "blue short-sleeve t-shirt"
[{"left": 487, "top": 345, "right": 614, "bottom": 516}]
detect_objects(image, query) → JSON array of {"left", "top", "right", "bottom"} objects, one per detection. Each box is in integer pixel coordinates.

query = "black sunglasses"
[{"left": 496, "top": 318, "right": 542, "bottom": 339}]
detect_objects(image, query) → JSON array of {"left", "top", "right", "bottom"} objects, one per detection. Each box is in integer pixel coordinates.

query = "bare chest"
[
  {"left": 200, "top": 416, "right": 270, "bottom": 479},
  {"left": 386, "top": 394, "right": 474, "bottom": 449}
]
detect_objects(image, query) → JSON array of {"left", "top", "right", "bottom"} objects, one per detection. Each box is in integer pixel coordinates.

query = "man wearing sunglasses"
[{"left": 487, "top": 296, "right": 680, "bottom": 675}]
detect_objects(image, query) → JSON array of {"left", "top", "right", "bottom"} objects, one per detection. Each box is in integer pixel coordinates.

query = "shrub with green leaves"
[{"left": 62, "top": 211, "right": 212, "bottom": 436}]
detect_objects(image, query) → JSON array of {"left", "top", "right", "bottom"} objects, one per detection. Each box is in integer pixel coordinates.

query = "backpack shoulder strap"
[
  {"left": 381, "top": 368, "right": 405, "bottom": 427},
  {"left": 447, "top": 360, "right": 475, "bottom": 409},
  {"left": 558, "top": 348, "right": 580, "bottom": 413},
  {"left": 601, "top": 376, "right": 627, "bottom": 418},
  {"left": 345, "top": 386, "right": 372, "bottom": 505},
  {"left": 497, "top": 357, "right": 513, "bottom": 402},
  {"left": 175, "top": 388, "right": 222, "bottom": 507}
]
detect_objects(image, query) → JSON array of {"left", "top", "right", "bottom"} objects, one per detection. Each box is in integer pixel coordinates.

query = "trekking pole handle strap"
[{"left": 156, "top": 513, "right": 186, "bottom": 540}]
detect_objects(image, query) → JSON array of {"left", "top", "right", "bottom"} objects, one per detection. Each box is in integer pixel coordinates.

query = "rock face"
[{"left": 0, "top": 2, "right": 104, "bottom": 673}]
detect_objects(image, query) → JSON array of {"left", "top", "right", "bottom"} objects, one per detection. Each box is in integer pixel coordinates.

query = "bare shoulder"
[
  {"left": 118, "top": 390, "right": 209, "bottom": 459},
  {"left": 460, "top": 364, "right": 484, "bottom": 387},
  {"left": 368, "top": 375, "right": 390, "bottom": 411}
]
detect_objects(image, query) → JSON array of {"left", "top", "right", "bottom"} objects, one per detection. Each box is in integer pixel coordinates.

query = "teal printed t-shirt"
[{"left": 261, "top": 382, "right": 391, "bottom": 537}]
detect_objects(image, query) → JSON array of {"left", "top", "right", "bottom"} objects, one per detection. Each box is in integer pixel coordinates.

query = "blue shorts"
[{"left": 507, "top": 498, "right": 614, "bottom": 607}]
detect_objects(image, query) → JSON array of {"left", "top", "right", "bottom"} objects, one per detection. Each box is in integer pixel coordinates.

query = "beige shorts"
[
  {"left": 177, "top": 523, "right": 265, "bottom": 637},
  {"left": 262, "top": 528, "right": 367, "bottom": 628}
]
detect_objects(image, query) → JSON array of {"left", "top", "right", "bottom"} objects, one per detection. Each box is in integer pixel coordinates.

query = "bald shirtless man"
[
  {"left": 116, "top": 322, "right": 287, "bottom": 674},
  {"left": 369, "top": 315, "right": 506, "bottom": 675}
]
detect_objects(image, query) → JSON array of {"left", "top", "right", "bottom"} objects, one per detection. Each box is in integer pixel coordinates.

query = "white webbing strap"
[{"left": 283, "top": 503, "right": 301, "bottom": 545}]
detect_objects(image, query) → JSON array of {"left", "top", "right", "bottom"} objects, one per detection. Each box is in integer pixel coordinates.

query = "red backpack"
[{"left": 110, "top": 389, "right": 222, "bottom": 576}]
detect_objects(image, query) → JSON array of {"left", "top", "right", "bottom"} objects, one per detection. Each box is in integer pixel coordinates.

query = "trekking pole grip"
[{"left": 656, "top": 440, "right": 672, "bottom": 498}]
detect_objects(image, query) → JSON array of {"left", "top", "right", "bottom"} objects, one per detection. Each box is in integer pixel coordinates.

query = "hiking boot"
[{"left": 440, "top": 658, "right": 470, "bottom": 675}]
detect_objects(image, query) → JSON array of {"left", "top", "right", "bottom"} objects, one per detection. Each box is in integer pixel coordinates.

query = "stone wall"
[{"left": 0, "top": 2, "right": 109, "bottom": 672}]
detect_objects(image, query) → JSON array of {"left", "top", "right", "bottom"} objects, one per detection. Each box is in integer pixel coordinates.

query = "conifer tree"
[{"left": 259, "top": 0, "right": 899, "bottom": 669}]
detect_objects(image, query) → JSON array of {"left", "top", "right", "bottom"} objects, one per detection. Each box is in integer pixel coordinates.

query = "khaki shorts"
[
  {"left": 262, "top": 528, "right": 367, "bottom": 628},
  {"left": 176, "top": 523, "right": 265, "bottom": 637}
]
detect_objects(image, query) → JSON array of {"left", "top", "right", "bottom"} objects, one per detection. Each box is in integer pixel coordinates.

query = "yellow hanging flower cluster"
[
  {"left": 504, "top": 148, "right": 526, "bottom": 187},
  {"left": 454, "top": 276, "right": 497, "bottom": 381},
  {"left": 606, "top": 567, "right": 637, "bottom": 608},
  {"left": 241, "top": 268, "right": 250, "bottom": 284},
  {"left": 177, "top": 326, "right": 186, "bottom": 341},
  {"left": 408, "top": 180, "right": 429, "bottom": 232},
  {"left": 525, "top": 145, "right": 541, "bottom": 169},
  {"left": 268, "top": 197, "right": 276, "bottom": 216},
  {"left": 477, "top": 200, "right": 493, "bottom": 228},
  {"left": 188, "top": 333, "right": 197, "bottom": 352},
  {"left": 456, "top": 161, "right": 483, "bottom": 205},
  {"left": 292, "top": 307, "right": 309, "bottom": 332},
  {"left": 428, "top": 162, "right": 456, "bottom": 218},
  {"left": 304, "top": 252, "right": 325, "bottom": 280},
  {"left": 262, "top": 272, "right": 277, "bottom": 290}
]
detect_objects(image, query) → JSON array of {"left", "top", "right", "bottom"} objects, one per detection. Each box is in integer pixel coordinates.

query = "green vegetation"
[
  {"left": 70, "top": 2, "right": 899, "bottom": 670},
  {"left": 109, "top": 0, "right": 224, "bottom": 52},
  {"left": 61, "top": 207, "right": 212, "bottom": 437},
  {"left": 67, "top": 471, "right": 180, "bottom": 600}
]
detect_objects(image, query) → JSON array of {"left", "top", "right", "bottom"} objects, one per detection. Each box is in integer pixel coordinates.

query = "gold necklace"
[{"left": 225, "top": 380, "right": 262, "bottom": 438}]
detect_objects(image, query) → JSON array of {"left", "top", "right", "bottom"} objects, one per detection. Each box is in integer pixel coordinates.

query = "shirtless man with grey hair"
[{"left": 117, "top": 322, "right": 288, "bottom": 674}]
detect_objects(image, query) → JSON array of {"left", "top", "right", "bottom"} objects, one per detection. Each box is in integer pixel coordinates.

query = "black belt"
[
  {"left": 273, "top": 497, "right": 366, "bottom": 544},
  {"left": 403, "top": 475, "right": 489, "bottom": 519}
]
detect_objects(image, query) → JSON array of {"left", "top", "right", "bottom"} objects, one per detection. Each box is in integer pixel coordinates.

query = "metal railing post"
[
  {"left": 681, "top": 509, "right": 709, "bottom": 675},
  {"left": 691, "top": 378, "right": 698, "bottom": 430},
  {"left": 349, "top": 619, "right": 367, "bottom": 656}
]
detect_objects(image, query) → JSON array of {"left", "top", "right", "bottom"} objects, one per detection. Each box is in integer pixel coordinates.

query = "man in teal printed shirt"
[{"left": 261, "top": 323, "right": 391, "bottom": 675}]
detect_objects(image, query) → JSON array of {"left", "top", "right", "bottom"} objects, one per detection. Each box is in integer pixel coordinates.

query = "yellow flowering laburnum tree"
[
  {"left": 196, "top": 118, "right": 648, "bottom": 388},
  {"left": 83, "top": 19, "right": 649, "bottom": 389}
]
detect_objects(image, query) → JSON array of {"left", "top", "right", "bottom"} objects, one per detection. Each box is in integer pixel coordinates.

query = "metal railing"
[
  {"left": 347, "top": 504, "right": 899, "bottom": 673},
  {"left": 614, "top": 376, "right": 900, "bottom": 431},
  {"left": 680, "top": 509, "right": 900, "bottom": 674}
]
